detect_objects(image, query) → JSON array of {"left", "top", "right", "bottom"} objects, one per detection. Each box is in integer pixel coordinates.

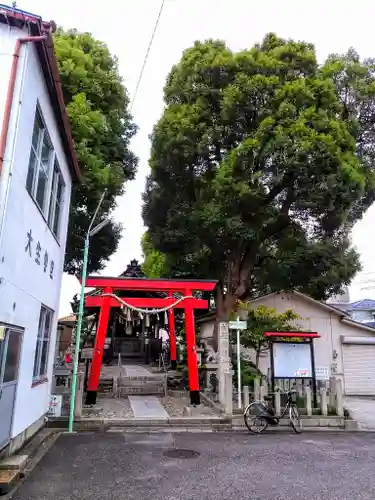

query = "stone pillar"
[
  {"left": 243, "top": 386, "right": 250, "bottom": 408},
  {"left": 329, "top": 377, "right": 337, "bottom": 407},
  {"left": 74, "top": 372, "right": 84, "bottom": 417},
  {"left": 296, "top": 379, "right": 303, "bottom": 396},
  {"left": 254, "top": 377, "right": 260, "bottom": 401},
  {"left": 335, "top": 379, "right": 344, "bottom": 417},
  {"left": 274, "top": 390, "right": 281, "bottom": 416},
  {"left": 305, "top": 387, "right": 312, "bottom": 416},
  {"left": 218, "top": 322, "right": 231, "bottom": 406},
  {"left": 224, "top": 370, "right": 233, "bottom": 415},
  {"left": 113, "top": 375, "right": 118, "bottom": 398},
  {"left": 260, "top": 383, "right": 267, "bottom": 401},
  {"left": 320, "top": 387, "right": 328, "bottom": 416}
]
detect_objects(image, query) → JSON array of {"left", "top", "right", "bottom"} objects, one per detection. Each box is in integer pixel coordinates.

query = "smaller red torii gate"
[{"left": 82, "top": 276, "right": 217, "bottom": 405}]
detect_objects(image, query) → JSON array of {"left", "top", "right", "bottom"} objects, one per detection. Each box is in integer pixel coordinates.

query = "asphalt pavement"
[{"left": 11, "top": 431, "right": 375, "bottom": 500}]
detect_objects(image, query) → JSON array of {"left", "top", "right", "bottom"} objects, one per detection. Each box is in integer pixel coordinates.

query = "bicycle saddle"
[{"left": 263, "top": 395, "right": 272, "bottom": 401}]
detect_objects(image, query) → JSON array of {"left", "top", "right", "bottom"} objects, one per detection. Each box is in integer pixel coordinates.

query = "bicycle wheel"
[
  {"left": 244, "top": 402, "right": 268, "bottom": 434},
  {"left": 289, "top": 404, "right": 302, "bottom": 434}
]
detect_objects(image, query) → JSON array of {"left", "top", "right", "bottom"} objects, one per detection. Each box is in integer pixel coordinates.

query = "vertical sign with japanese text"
[{"left": 25, "top": 229, "right": 55, "bottom": 279}]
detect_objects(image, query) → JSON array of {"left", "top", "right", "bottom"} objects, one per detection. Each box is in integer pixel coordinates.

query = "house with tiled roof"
[{"left": 329, "top": 299, "right": 375, "bottom": 326}]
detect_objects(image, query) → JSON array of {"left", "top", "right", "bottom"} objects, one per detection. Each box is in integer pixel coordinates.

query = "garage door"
[{"left": 343, "top": 344, "right": 375, "bottom": 395}]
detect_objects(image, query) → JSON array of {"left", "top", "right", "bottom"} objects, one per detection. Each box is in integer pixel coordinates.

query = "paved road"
[
  {"left": 11, "top": 432, "right": 375, "bottom": 500},
  {"left": 345, "top": 397, "right": 375, "bottom": 430}
]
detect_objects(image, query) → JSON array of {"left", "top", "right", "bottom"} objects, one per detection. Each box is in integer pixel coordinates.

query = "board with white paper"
[{"left": 273, "top": 342, "right": 312, "bottom": 378}]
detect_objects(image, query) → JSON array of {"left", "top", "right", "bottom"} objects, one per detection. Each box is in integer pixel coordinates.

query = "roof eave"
[
  {"left": 340, "top": 318, "right": 375, "bottom": 333},
  {"left": 0, "top": 6, "right": 81, "bottom": 183}
]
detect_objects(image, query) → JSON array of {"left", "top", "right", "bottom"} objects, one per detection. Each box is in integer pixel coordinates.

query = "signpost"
[
  {"left": 48, "top": 395, "right": 62, "bottom": 417},
  {"left": 229, "top": 317, "right": 247, "bottom": 409}
]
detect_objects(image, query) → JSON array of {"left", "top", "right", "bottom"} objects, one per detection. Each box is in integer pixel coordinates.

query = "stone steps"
[
  {"left": 120, "top": 375, "right": 165, "bottom": 382},
  {"left": 0, "top": 454, "right": 28, "bottom": 494},
  {"left": 118, "top": 375, "right": 166, "bottom": 396},
  {"left": 119, "top": 386, "right": 165, "bottom": 396},
  {"left": 98, "top": 378, "right": 114, "bottom": 394}
]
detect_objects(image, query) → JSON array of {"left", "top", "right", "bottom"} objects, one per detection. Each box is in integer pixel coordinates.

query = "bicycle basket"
[{"left": 251, "top": 402, "right": 270, "bottom": 417}]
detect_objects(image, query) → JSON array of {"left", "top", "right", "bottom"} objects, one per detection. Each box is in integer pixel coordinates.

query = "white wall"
[{"left": 0, "top": 24, "right": 72, "bottom": 437}]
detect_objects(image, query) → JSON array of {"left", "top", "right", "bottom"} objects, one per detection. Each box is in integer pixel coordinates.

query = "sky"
[{"left": 18, "top": 0, "right": 375, "bottom": 314}]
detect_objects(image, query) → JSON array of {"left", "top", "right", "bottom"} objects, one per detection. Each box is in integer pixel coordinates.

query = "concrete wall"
[{"left": 0, "top": 23, "right": 72, "bottom": 439}]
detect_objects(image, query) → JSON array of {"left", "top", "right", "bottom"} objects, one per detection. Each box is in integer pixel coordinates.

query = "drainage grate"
[{"left": 163, "top": 448, "right": 200, "bottom": 459}]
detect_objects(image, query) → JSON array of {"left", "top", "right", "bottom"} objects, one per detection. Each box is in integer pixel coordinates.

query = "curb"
[{"left": 46, "top": 415, "right": 359, "bottom": 432}]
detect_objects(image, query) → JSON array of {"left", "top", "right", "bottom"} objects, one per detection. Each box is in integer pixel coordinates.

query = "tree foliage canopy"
[
  {"left": 143, "top": 33, "right": 375, "bottom": 320},
  {"left": 54, "top": 30, "right": 137, "bottom": 274},
  {"left": 140, "top": 232, "right": 167, "bottom": 278},
  {"left": 235, "top": 303, "right": 301, "bottom": 370}
]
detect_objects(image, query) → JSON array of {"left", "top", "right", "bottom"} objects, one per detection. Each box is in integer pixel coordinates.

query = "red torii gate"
[{"left": 82, "top": 276, "right": 217, "bottom": 406}]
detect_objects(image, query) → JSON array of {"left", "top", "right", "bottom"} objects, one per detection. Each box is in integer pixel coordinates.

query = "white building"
[{"left": 0, "top": 6, "right": 80, "bottom": 455}]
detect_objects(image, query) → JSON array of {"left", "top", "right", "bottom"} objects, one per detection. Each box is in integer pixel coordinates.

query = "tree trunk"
[{"left": 212, "top": 285, "right": 237, "bottom": 351}]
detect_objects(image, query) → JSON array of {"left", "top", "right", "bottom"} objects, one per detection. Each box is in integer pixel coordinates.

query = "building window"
[
  {"left": 26, "top": 108, "right": 53, "bottom": 214},
  {"left": 48, "top": 160, "right": 65, "bottom": 238},
  {"left": 33, "top": 306, "right": 53, "bottom": 381}
]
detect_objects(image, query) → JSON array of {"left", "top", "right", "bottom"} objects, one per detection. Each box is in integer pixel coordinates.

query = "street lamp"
[{"left": 68, "top": 191, "right": 110, "bottom": 433}]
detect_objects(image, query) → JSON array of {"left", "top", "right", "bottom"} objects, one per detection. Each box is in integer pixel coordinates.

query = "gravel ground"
[
  {"left": 160, "top": 395, "right": 218, "bottom": 416},
  {"left": 82, "top": 396, "right": 134, "bottom": 419},
  {"left": 159, "top": 395, "right": 190, "bottom": 416},
  {"left": 82, "top": 394, "right": 216, "bottom": 419},
  {"left": 11, "top": 432, "right": 375, "bottom": 500}
]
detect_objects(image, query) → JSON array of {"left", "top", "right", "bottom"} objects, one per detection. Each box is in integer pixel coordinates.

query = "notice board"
[{"left": 273, "top": 342, "right": 312, "bottom": 378}]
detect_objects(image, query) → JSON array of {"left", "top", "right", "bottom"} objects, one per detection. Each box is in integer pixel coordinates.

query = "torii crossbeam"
[{"left": 81, "top": 276, "right": 217, "bottom": 405}]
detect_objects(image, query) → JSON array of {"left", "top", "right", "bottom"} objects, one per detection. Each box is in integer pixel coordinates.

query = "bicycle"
[{"left": 244, "top": 390, "right": 302, "bottom": 434}]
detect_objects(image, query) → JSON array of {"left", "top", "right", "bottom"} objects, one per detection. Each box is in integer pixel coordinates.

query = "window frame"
[
  {"left": 48, "top": 159, "right": 65, "bottom": 239},
  {"left": 26, "top": 106, "right": 54, "bottom": 214},
  {"left": 0, "top": 325, "right": 23, "bottom": 386},
  {"left": 26, "top": 104, "right": 66, "bottom": 241},
  {"left": 32, "top": 306, "right": 54, "bottom": 383}
]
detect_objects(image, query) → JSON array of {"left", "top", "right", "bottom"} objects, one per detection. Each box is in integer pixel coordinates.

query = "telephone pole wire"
[{"left": 130, "top": 0, "right": 166, "bottom": 112}]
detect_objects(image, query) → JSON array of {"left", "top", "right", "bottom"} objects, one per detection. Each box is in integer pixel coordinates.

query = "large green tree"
[
  {"left": 143, "top": 34, "right": 375, "bottom": 330},
  {"left": 54, "top": 30, "right": 137, "bottom": 274},
  {"left": 141, "top": 232, "right": 167, "bottom": 278}
]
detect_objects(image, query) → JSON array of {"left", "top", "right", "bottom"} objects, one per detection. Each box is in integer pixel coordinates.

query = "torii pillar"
[
  {"left": 184, "top": 289, "right": 200, "bottom": 405},
  {"left": 86, "top": 287, "right": 112, "bottom": 405},
  {"left": 168, "top": 291, "right": 177, "bottom": 370}
]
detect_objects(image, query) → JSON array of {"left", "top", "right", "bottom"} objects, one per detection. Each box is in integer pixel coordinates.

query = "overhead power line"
[{"left": 130, "top": 0, "right": 166, "bottom": 112}]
